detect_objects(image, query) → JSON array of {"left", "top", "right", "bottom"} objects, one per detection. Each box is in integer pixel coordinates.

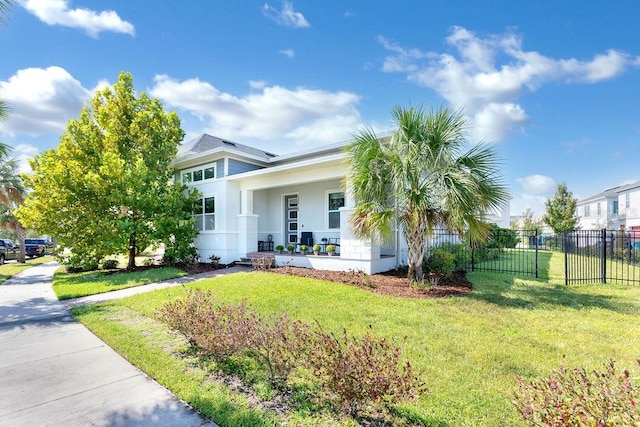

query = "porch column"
[{"left": 238, "top": 190, "right": 258, "bottom": 258}]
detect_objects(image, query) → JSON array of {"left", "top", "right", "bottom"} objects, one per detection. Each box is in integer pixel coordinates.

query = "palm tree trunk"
[
  {"left": 17, "top": 225, "right": 25, "bottom": 263},
  {"left": 405, "top": 221, "right": 427, "bottom": 285}
]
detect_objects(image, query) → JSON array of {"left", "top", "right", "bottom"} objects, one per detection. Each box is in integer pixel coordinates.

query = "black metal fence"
[
  {"left": 429, "top": 228, "right": 542, "bottom": 278},
  {"left": 428, "top": 228, "right": 640, "bottom": 285},
  {"left": 562, "top": 229, "right": 640, "bottom": 285}
]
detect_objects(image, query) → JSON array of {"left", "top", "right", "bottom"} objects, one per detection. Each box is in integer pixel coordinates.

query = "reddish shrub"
[{"left": 513, "top": 358, "right": 640, "bottom": 426}]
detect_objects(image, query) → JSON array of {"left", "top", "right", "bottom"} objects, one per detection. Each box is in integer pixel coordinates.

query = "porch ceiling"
[{"left": 227, "top": 153, "right": 345, "bottom": 191}]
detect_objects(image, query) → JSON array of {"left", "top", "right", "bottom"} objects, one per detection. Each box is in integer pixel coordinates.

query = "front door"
[{"left": 284, "top": 195, "right": 299, "bottom": 247}]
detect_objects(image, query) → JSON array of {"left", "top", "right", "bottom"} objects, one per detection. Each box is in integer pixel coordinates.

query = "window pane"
[
  {"left": 182, "top": 172, "right": 192, "bottom": 184},
  {"left": 329, "top": 211, "right": 340, "bottom": 229},
  {"left": 289, "top": 222, "right": 298, "bottom": 231},
  {"left": 204, "top": 214, "right": 215, "bottom": 230},
  {"left": 193, "top": 170, "right": 203, "bottom": 181},
  {"left": 205, "top": 197, "right": 215, "bottom": 214},
  {"left": 194, "top": 214, "right": 203, "bottom": 231},
  {"left": 329, "top": 192, "right": 345, "bottom": 211},
  {"left": 204, "top": 167, "right": 215, "bottom": 179},
  {"left": 288, "top": 198, "right": 298, "bottom": 208}
]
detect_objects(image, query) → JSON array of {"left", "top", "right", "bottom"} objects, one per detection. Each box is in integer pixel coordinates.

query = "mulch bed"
[
  {"left": 270, "top": 267, "right": 473, "bottom": 299},
  {"left": 178, "top": 262, "right": 472, "bottom": 299}
]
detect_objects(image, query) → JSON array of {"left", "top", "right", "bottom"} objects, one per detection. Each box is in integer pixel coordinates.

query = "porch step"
[{"left": 234, "top": 254, "right": 275, "bottom": 268}]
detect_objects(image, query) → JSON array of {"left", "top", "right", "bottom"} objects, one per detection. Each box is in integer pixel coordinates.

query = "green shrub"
[
  {"left": 513, "top": 358, "right": 640, "bottom": 426},
  {"left": 423, "top": 249, "right": 455, "bottom": 285},
  {"left": 101, "top": 259, "right": 119, "bottom": 270},
  {"left": 312, "top": 244, "right": 321, "bottom": 253},
  {"left": 286, "top": 244, "right": 295, "bottom": 252},
  {"left": 437, "top": 242, "right": 471, "bottom": 271}
]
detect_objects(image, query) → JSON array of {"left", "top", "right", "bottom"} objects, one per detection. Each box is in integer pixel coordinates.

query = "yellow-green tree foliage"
[{"left": 17, "top": 72, "right": 199, "bottom": 269}]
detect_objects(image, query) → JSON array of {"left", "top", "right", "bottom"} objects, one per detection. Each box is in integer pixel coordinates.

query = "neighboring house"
[
  {"left": 575, "top": 181, "right": 640, "bottom": 234},
  {"left": 172, "top": 134, "right": 510, "bottom": 273}
]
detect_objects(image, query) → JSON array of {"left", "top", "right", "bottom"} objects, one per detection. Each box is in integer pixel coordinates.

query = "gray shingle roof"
[{"left": 178, "top": 134, "right": 277, "bottom": 159}]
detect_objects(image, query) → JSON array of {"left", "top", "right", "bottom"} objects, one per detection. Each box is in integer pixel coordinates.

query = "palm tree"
[
  {"left": 0, "top": 100, "right": 27, "bottom": 262},
  {"left": 346, "top": 105, "right": 510, "bottom": 284},
  {"left": 0, "top": 0, "right": 15, "bottom": 26}
]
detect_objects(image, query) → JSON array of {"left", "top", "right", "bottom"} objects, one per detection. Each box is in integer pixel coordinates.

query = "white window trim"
[
  {"left": 326, "top": 189, "right": 345, "bottom": 230},
  {"left": 193, "top": 194, "right": 216, "bottom": 233},
  {"left": 181, "top": 163, "right": 218, "bottom": 185}
]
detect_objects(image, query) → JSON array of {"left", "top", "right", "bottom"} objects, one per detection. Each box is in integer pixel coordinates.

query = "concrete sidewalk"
[{"left": 0, "top": 262, "right": 233, "bottom": 427}]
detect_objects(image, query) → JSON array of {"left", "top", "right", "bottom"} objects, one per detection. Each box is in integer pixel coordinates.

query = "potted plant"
[
  {"left": 312, "top": 244, "right": 321, "bottom": 255},
  {"left": 286, "top": 244, "right": 295, "bottom": 254},
  {"left": 326, "top": 244, "right": 336, "bottom": 256},
  {"left": 299, "top": 244, "right": 308, "bottom": 255},
  {"left": 275, "top": 244, "right": 284, "bottom": 254}
]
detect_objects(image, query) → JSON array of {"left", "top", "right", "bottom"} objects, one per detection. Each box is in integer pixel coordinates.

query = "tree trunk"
[
  {"left": 127, "top": 232, "right": 136, "bottom": 271},
  {"left": 405, "top": 221, "right": 427, "bottom": 285},
  {"left": 17, "top": 225, "right": 26, "bottom": 263}
]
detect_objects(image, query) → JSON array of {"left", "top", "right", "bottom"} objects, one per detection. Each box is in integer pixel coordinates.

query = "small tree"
[
  {"left": 521, "top": 209, "right": 544, "bottom": 238},
  {"left": 17, "top": 72, "right": 199, "bottom": 269},
  {"left": 543, "top": 183, "right": 579, "bottom": 234}
]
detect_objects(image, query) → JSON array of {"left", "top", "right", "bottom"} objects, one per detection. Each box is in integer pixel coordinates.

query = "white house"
[
  {"left": 172, "top": 133, "right": 511, "bottom": 274},
  {"left": 576, "top": 181, "right": 640, "bottom": 238}
]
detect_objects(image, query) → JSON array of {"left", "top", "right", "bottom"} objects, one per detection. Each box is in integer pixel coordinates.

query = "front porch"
[{"left": 246, "top": 251, "right": 398, "bottom": 275}]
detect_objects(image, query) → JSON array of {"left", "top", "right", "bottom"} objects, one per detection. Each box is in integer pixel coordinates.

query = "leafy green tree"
[
  {"left": 17, "top": 72, "right": 199, "bottom": 270},
  {"left": 346, "top": 105, "right": 510, "bottom": 284},
  {"left": 543, "top": 182, "right": 579, "bottom": 234}
]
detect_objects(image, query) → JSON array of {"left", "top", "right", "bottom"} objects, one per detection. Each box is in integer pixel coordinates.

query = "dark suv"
[{"left": 24, "top": 238, "right": 52, "bottom": 258}]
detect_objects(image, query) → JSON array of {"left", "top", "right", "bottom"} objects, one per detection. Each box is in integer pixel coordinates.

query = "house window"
[
  {"left": 193, "top": 197, "right": 215, "bottom": 231},
  {"left": 584, "top": 205, "right": 590, "bottom": 217},
  {"left": 182, "top": 164, "right": 216, "bottom": 185},
  {"left": 626, "top": 194, "right": 630, "bottom": 208},
  {"left": 328, "top": 192, "right": 345, "bottom": 229},
  {"left": 204, "top": 166, "right": 215, "bottom": 180},
  {"left": 597, "top": 202, "right": 601, "bottom": 217},
  {"left": 613, "top": 201, "right": 619, "bottom": 215}
]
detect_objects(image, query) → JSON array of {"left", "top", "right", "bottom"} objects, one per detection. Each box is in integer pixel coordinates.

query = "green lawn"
[
  {"left": 70, "top": 252, "right": 640, "bottom": 425},
  {"left": 0, "top": 256, "right": 55, "bottom": 285},
  {"left": 53, "top": 267, "right": 187, "bottom": 300}
]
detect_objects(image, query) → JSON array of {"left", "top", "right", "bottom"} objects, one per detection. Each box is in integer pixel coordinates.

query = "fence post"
[
  {"left": 564, "top": 231, "right": 569, "bottom": 286},
  {"left": 535, "top": 229, "right": 539, "bottom": 279},
  {"left": 601, "top": 228, "right": 607, "bottom": 284}
]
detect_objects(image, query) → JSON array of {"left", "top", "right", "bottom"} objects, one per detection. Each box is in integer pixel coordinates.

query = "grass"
[
  {"left": 70, "top": 251, "right": 640, "bottom": 426},
  {"left": 0, "top": 256, "right": 55, "bottom": 285},
  {"left": 53, "top": 267, "right": 188, "bottom": 300}
]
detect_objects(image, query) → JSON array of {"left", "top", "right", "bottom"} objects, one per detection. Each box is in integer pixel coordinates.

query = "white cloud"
[
  {"left": 149, "top": 75, "right": 361, "bottom": 151},
  {"left": 470, "top": 103, "right": 529, "bottom": 142},
  {"left": 0, "top": 66, "right": 90, "bottom": 136},
  {"left": 23, "top": 0, "right": 134, "bottom": 37},
  {"left": 279, "top": 49, "right": 295, "bottom": 58},
  {"left": 517, "top": 174, "right": 556, "bottom": 196},
  {"left": 249, "top": 80, "right": 267, "bottom": 90},
  {"left": 12, "top": 143, "right": 39, "bottom": 174},
  {"left": 510, "top": 174, "right": 557, "bottom": 216},
  {"left": 379, "top": 26, "right": 639, "bottom": 142},
  {"left": 263, "top": 1, "right": 309, "bottom": 28}
]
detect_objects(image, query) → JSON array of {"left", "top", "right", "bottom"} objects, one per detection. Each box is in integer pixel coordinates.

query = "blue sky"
[{"left": 1, "top": 0, "right": 639, "bottom": 216}]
